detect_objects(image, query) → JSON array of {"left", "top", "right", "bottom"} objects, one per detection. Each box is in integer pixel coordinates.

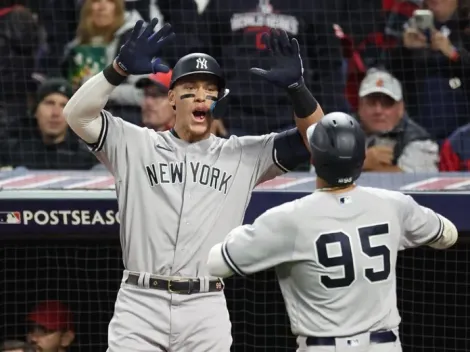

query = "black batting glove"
[
  {"left": 115, "top": 18, "right": 175, "bottom": 75},
  {"left": 250, "top": 29, "right": 305, "bottom": 90}
]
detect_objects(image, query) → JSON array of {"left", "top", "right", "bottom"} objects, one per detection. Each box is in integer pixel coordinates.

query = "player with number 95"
[{"left": 208, "top": 112, "right": 458, "bottom": 352}]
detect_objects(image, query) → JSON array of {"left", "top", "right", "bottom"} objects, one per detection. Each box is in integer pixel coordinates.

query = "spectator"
[
  {"left": 62, "top": 0, "right": 144, "bottom": 124},
  {"left": 0, "top": 78, "right": 98, "bottom": 170},
  {"left": 358, "top": 69, "right": 439, "bottom": 172},
  {"left": 135, "top": 70, "right": 175, "bottom": 131},
  {"left": 26, "top": 301, "right": 75, "bottom": 352},
  {"left": 385, "top": 0, "right": 470, "bottom": 141},
  {"left": 200, "top": 0, "right": 349, "bottom": 136},
  {"left": 439, "top": 123, "right": 470, "bottom": 170},
  {"left": 0, "top": 340, "right": 35, "bottom": 352}
]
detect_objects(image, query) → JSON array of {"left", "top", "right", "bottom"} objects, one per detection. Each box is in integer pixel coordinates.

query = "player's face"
[
  {"left": 35, "top": 93, "right": 69, "bottom": 142},
  {"left": 358, "top": 93, "right": 404, "bottom": 134},
  {"left": 27, "top": 325, "right": 74, "bottom": 352},
  {"left": 90, "top": 0, "right": 116, "bottom": 28},
  {"left": 169, "top": 75, "right": 219, "bottom": 141},
  {"left": 141, "top": 86, "right": 175, "bottom": 131}
]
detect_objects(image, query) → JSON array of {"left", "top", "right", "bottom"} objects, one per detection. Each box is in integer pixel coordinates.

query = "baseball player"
[
  {"left": 207, "top": 112, "right": 458, "bottom": 352},
  {"left": 63, "top": 18, "right": 324, "bottom": 352}
]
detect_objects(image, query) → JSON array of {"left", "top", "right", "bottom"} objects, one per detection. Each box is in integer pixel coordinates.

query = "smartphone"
[{"left": 410, "top": 9, "right": 434, "bottom": 43}]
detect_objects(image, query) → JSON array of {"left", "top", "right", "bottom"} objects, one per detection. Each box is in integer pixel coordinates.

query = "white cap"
[{"left": 358, "top": 69, "right": 403, "bottom": 101}]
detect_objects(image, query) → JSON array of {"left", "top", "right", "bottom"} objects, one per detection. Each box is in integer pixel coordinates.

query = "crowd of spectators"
[{"left": 0, "top": 0, "right": 469, "bottom": 173}]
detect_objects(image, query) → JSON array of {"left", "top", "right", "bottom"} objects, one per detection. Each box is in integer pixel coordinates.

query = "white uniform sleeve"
[
  {"left": 217, "top": 202, "right": 298, "bottom": 276},
  {"left": 399, "top": 194, "right": 444, "bottom": 249},
  {"left": 63, "top": 71, "right": 143, "bottom": 179},
  {"left": 239, "top": 134, "right": 286, "bottom": 186}
]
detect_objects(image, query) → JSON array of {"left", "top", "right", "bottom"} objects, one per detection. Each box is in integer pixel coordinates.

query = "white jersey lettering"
[{"left": 92, "top": 110, "right": 284, "bottom": 276}]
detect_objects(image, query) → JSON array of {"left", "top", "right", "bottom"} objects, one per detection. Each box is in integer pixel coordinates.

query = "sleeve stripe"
[
  {"left": 427, "top": 213, "right": 444, "bottom": 245},
  {"left": 221, "top": 241, "right": 246, "bottom": 276},
  {"left": 90, "top": 111, "right": 109, "bottom": 152},
  {"left": 272, "top": 147, "right": 290, "bottom": 173}
]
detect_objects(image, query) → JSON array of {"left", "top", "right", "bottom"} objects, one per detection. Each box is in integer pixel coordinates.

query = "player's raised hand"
[
  {"left": 250, "top": 29, "right": 304, "bottom": 90},
  {"left": 115, "top": 18, "right": 176, "bottom": 75}
]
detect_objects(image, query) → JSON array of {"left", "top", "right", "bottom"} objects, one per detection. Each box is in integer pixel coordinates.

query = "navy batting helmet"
[
  {"left": 170, "top": 53, "right": 225, "bottom": 90},
  {"left": 309, "top": 112, "right": 366, "bottom": 187}
]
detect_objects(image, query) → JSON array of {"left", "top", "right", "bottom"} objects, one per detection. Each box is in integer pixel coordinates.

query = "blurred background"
[{"left": 0, "top": 0, "right": 470, "bottom": 351}]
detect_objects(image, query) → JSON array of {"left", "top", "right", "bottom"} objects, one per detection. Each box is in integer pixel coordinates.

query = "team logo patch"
[
  {"left": 0, "top": 211, "right": 21, "bottom": 224},
  {"left": 196, "top": 57, "right": 208, "bottom": 70}
]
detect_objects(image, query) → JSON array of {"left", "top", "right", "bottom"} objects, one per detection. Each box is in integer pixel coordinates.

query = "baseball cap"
[
  {"left": 32, "top": 78, "right": 73, "bottom": 114},
  {"left": 135, "top": 70, "right": 173, "bottom": 93},
  {"left": 27, "top": 300, "right": 74, "bottom": 332},
  {"left": 358, "top": 69, "right": 403, "bottom": 101}
]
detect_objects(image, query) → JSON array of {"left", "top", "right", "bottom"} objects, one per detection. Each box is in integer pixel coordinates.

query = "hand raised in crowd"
[
  {"left": 363, "top": 145, "right": 395, "bottom": 171},
  {"left": 430, "top": 29, "right": 455, "bottom": 57},
  {"left": 403, "top": 27, "right": 428, "bottom": 49}
]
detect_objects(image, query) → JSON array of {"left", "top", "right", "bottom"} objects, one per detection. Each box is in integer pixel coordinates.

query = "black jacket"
[
  {"left": 0, "top": 126, "right": 98, "bottom": 170},
  {"left": 200, "top": 0, "right": 350, "bottom": 135}
]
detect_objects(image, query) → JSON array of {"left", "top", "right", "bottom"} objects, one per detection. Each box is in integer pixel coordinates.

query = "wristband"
[
  {"left": 287, "top": 78, "right": 318, "bottom": 119},
  {"left": 449, "top": 47, "right": 460, "bottom": 62},
  {"left": 103, "top": 64, "right": 127, "bottom": 86}
]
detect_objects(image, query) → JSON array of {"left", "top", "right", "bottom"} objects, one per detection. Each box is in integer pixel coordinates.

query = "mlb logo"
[
  {"left": 340, "top": 196, "right": 352, "bottom": 205},
  {"left": 0, "top": 212, "right": 21, "bottom": 224}
]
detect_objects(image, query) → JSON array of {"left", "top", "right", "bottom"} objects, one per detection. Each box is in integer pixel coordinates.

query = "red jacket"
[{"left": 440, "top": 124, "right": 470, "bottom": 171}]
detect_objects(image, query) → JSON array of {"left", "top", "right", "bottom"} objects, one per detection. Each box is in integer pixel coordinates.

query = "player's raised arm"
[
  {"left": 207, "top": 202, "right": 299, "bottom": 278},
  {"left": 63, "top": 18, "right": 175, "bottom": 148},
  {"left": 399, "top": 194, "right": 458, "bottom": 250},
  {"left": 250, "top": 29, "right": 324, "bottom": 149}
]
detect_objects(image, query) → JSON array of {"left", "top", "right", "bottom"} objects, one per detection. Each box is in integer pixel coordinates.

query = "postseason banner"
[{"left": 0, "top": 199, "right": 119, "bottom": 237}]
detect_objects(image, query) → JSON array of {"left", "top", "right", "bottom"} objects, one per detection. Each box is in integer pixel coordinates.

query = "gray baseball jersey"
[
  {"left": 221, "top": 186, "right": 443, "bottom": 337},
  {"left": 92, "top": 110, "right": 285, "bottom": 277}
]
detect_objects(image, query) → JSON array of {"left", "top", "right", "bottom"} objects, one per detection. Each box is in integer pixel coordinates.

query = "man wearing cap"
[
  {"left": 357, "top": 68, "right": 439, "bottom": 172},
  {"left": 135, "top": 70, "right": 175, "bottom": 131},
  {"left": 0, "top": 78, "right": 98, "bottom": 170},
  {"left": 26, "top": 300, "right": 75, "bottom": 352}
]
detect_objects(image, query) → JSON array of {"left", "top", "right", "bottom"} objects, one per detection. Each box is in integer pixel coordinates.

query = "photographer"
[{"left": 385, "top": 0, "right": 470, "bottom": 142}]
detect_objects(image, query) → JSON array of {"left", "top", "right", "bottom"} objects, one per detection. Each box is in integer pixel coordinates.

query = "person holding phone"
[{"left": 384, "top": 0, "right": 470, "bottom": 142}]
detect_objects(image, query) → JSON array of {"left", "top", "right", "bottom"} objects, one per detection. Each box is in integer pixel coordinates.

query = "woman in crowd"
[{"left": 62, "top": 0, "right": 144, "bottom": 124}]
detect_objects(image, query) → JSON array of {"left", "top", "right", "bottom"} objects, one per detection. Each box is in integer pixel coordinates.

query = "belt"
[
  {"left": 125, "top": 273, "right": 224, "bottom": 294},
  {"left": 306, "top": 330, "right": 397, "bottom": 346}
]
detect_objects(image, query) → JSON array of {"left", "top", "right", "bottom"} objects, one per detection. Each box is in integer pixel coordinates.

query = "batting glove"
[
  {"left": 250, "top": 29, "right": 304, "bottom": 90},
  {"left": 115, "top": 18, "right": 176, "bottom": 75}
]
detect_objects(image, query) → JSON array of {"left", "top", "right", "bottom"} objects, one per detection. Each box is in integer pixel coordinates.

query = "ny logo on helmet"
[{"left": 196, "top": 57, "right": 208, "bottom": 70}]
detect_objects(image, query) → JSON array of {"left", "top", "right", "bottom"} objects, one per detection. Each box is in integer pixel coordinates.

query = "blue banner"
[{"left": 0, "top": 191, "right": 469, "bottom": 237}]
